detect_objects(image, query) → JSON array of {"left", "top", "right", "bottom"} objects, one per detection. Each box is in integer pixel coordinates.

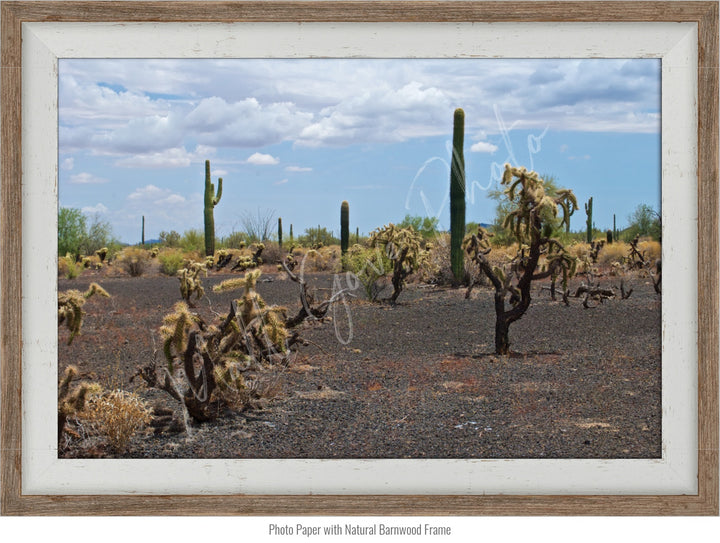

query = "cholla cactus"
[
  {"left": 58, "top": 282, "right": 110, "bottom": 345},
  {"left": 466, "top": 164, "right": 577, "bottom": 354},
  {"left": 159, "top": 301, "right": 199, "bottom": 370},
  {"left": 57, "top": 365, "right": 102, "bottom": 446},
  {"left": 95, "top": 247, "right": 108, "bottom": 262},
  {"left": 368, "top": 223, "right": 426, "bottom": 303},
  {"left": 149, "top": 270, "right": 290, "bottom": 422},
  {"left": 178, "top": 260, "right": 207, "bottom": 307}
]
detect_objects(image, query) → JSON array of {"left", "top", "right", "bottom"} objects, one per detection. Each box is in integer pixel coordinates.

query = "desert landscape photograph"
[{"left": 56, "top": 58, "right": 662, "bottom": 459}]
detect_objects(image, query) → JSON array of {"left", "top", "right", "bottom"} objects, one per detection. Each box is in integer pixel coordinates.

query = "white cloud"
[
  {"left": 128, "top": 184, "right": 167, "bottom": 201},
  {"left": 212, "top": 169, "right": 228, "bottom": 176},
  {"left": 70, "top": 172, "right": 109, "bottom": 184},
  {"left": 81, "top": 203, "right": 108, "bottom": 214},
  {"left": 61, "top": 157, "right": 75, "bottom": 171},
  {"left": 274, "top": 179, "right": 289, "bottom": 185},
  {"left": 59, "top": 58, "right": 661, "bottom": 161},
  {"left": 246, "top": 152, "right": 279, "bottom": 165},
  {"left": 470, "top": 141, "right": 499, "bottom": 154},
  {"left": 115, "top": 145, "right": 214, "bottom": 169},
  {"left": 285, "top": 166, "right": 312, "bottom": 172}
]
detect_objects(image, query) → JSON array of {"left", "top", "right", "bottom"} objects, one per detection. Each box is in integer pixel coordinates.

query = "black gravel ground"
[{"left": 59, "top": 269, "right": 661, "bottom": 459}]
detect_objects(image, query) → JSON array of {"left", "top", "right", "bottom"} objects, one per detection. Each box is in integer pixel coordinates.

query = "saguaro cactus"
[
  {"left": 450, "top": 108, "right": 466, "bottom": 283},
  {"left": 203, "top": 160, "right": 223, "bottom": 257},
  {"left": 613, "top": 213, "right": 618, "bottom": 242},
  {"left": 278, "top": 217, "right": 283, "bottom": 251},
  {"left": 341, "top": 201, "right": 350, "bottom": 256},
  {"left": 141, "top": 216, "right": 145, "bottom": 246},
  {"left": 289, "top": 223, "right": 294, "bottom": 243},
  {"left": 585, "top": 197, "right": 593, "bottom": 243}
]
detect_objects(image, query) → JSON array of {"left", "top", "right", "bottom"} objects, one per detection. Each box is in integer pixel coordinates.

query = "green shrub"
[
  {"left": 343, "top": 244, "right": 392, "bottom": 301},
  {"left": 180, "top": 229, "right": 204, "bottom": 253},
  {"left": 158, "top": 249, "right": 185, "bottom": 276}
]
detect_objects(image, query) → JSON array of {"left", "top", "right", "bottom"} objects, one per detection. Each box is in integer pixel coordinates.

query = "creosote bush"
[
  {"left": 83, "top": 389, "right": 152, "bottom": 453},
  {"left": 158, "top": 248, "right": 186, "bottom": 276}
]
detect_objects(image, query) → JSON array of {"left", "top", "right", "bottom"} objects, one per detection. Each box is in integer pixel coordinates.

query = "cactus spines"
[
  {"left": 341, "top": 200, "right": 350, "bottom": 256},
  {"left": 203, "top": 159, "right": 223, "bottom": 257},
  {"left": 450, "top": 108, "right": 466, "bottom": 284},
  {"left": 58, "top": 283, "right": 110, "bottom": 345},
  {"left": 585, "top": 197, "right": 593, "bottom": 243},
  {"left": 278, "top": 217, "right": 283, "bottom": 251}
]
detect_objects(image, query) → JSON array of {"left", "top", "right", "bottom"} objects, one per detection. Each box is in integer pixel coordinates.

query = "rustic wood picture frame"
[{"left": 1, "top": 1, "right": 718, "bottom": 515}]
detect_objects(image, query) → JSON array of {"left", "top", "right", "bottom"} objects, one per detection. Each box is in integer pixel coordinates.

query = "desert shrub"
[
  {"left": 159, "top": 230, "right": 181, "bottom": 247},
  {"left": 59, "top": 253, "right": 83, "bottom": 279},
  {"left": 596, "top": 242, "right": 629, "bottom": 266},
  {"left": 294, "top": 245, "right": 341, "bottom": 273},
  {"left": 117, "top": 247, "right": 151, "bottom": 277},
  {"left": 158, "top": 248, "right": 185, "bottom": 276},
  {"left": 218, "top": 231, "right": 248, "bottom": 249},
  {"left": 297, "top": 226, "right": 339, "bottom": 247},
  {"left": 261, "top": 241, "right": 283, "bottom": 266},
  {"left": 638, "top": 240, "right": 661, "bottom": 262},
  {"left": 419, "top": 233, "right": 484, "bottom": 286},
  {"left": 83, "top": 389, "right": 152, "bottom": 453},
  {"left": 344, "top": 244, "right": 392, "bottom": 301},
  {"left": 180, "top": 229, "right": 204, "bottom": 253}
]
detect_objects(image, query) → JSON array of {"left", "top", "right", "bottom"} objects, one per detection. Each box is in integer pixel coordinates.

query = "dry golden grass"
[
  {"left": 597, "top": 242, "right": 630, "bottom": 265},
  {"left": 83, "top": 389, "right": 152, "bottom": 452},
  {"left": 638, "top": 240, "right": 661, "bottom": 262}
]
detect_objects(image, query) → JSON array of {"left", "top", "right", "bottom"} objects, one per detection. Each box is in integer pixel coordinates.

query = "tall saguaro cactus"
[
  {"left": 340, "top": 200, "right": 350, "bottom": 256},
  {"left": 613, "top": 213, "right": 618, "bottom": 242},
  {"left": 278, "top": 217, "right": 283, "bottom": 251},
  {"left": 450, "top": 108, "right": 466, "bottom": 283},
  {"left": 141, "top": 215, "right": 145, "bottom": 246},
  {"left": 203, "top": 160, "right": 223, "bottom": 257},
  {"left": 585, "top": 197, "right": 593, "bottom": 243}
]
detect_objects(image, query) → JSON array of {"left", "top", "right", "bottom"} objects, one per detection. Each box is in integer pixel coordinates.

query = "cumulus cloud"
[
  {"left": 61, "top": 157, "right": 75, "bottom": 171},
  {"left": 470, "top": 141, "right": 499, "bottom": 154},
  {"left": 59, "top": 58, "right": 661, "bottom": 161},
  {"left": 115, "top": 145, "right": 214, "bottom": 169},
  {"left": 82, "top": 203, "right": 108, "bottom": 214},
  {"left": 246, "top": 152, "right": 279, "bottom": 165},
  {"left": 70, "top": 172, "right": 109, "bottom": 184}
]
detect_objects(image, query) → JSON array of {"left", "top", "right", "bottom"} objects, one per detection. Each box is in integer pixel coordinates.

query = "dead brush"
[
  {"left": 82, "top": 389, "right": 152, "bottom": 453},
  {"left": 117, "top": 247, "right": 151, "bottom": 277}
]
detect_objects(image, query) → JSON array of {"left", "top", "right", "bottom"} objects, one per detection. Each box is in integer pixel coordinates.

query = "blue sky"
[{"left": 58, "top": 59, "right": 660, "bottom": 244}]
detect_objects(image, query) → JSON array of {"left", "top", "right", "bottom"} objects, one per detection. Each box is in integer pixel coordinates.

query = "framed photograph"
[{"left": 1, "top": 1, "right": 717, "bottom": 515}]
